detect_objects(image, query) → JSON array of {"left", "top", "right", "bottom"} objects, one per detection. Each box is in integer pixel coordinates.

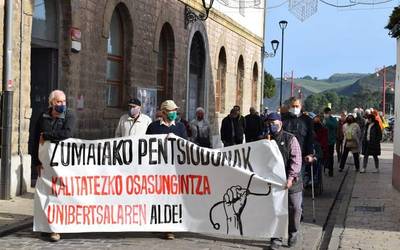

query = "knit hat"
[{"left": 128, "top": 98, "right": 141, "bottom": 106}]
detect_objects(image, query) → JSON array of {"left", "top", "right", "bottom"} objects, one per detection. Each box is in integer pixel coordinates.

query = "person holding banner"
[
  {"left": 265, "top": 112, "right": 303, "bottom": 250},
  {"left": 146, "top": 99, "right": 187, "bottom": 240},
  {"left": 32, "top": 89, "right": 76, "bottom": 242},
  {"left": 115, "top": 98, "right": 152, "bottom": 137},
  {"left": 146, "top": 100, "right": 187, "bottom": 140}
]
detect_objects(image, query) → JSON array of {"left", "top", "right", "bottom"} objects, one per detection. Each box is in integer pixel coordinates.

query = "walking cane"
[{"left": 310, "top": 161, "right": 316, "bottom": 223}]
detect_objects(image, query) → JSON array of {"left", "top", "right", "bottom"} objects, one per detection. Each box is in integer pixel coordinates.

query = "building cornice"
[{"left": 179, "top": 0, "right": 264, "bottom": 47}]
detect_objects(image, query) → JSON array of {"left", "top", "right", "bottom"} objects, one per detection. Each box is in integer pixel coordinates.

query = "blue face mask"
[
  {"left": 54, "top": 104, "right": 66, "bottom": 113},
  {"left": 269, "top": 124, "right": 279, "bottom": 135}
]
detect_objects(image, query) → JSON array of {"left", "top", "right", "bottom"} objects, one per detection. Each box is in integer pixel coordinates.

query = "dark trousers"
[
  {"left": 336, "top": 140, "right": 343, "bottom": 162},
  {"left": 363, "top": 154, "right": 379, "bottom": 169},
  {"left": 271, "top": 191, "right": 302, "bottom": 246},
  {"left": 327, "top": 144, "right": 335, "bottom": 175},
  {"left": 339, "top": 147, "right": 360, "bottom": 170}
]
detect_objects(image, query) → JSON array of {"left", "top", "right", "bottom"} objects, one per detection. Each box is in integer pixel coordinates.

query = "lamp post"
[
  {"left": 185, "top": 0, "right": 214, "bottom": 28},
  {"left": 279, "top": 20, "right": 288, "bottom": 108}
]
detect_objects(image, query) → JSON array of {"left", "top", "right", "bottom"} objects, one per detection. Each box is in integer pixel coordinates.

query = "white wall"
[
  {"left": 395, "top": 38, "right": 400, "bottom": 156},
  {"left": 212, "top": 0, "right": 264, "bottom": 38}
]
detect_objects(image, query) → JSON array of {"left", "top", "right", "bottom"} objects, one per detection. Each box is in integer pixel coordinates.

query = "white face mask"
[{"left": 290, "top": 107, "right": 301, "bottom": 116}]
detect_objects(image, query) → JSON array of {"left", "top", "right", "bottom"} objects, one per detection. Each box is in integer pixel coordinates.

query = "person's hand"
[
  {"left": 305, "top": 154, "right": 314, "bottom": 163},
  {"left": 286, "top": 179, "right": 293, "bottom": 189},
  {"left": 39, "top": 133, "right": 45, "bottom": 145},
  {"left": 223, "top": 185, "right": 248, "bottom": 234},
  {"left": 36, "top": 164, "right": 44, "bottom": 177}
]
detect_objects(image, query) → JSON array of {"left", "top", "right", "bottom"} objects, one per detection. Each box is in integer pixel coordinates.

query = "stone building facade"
[{"left": 0, "top": 0, "right": 263, "bottom": 197}]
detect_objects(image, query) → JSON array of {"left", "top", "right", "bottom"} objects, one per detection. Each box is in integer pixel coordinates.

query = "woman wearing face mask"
[
  {"left": 115, "top": 98, "right": 152, "bottom": 137},
  {"left": 360, "top": 114, "right": 382, "bottom": 173},
  {"left": 339, "top": 114, "right": 361, "bottom": 172}
]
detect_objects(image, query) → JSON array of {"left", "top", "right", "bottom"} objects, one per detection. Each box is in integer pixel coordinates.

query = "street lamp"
[
  {"left": 185, "top": 0, "right": 215, "bottom": 28},
  {"left": 279, "top": 20, "right": 288, "bottom": 108},
  {"left": 263, "top": 40, "right": 280, "bottom": 57}
]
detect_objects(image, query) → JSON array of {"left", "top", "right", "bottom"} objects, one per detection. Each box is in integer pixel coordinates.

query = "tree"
[
  {"left": 324, "top": 92, "right": 339, "bottom": 111},
  {"left": 264, "top": 72, "right": 276, "bottom": 98}
]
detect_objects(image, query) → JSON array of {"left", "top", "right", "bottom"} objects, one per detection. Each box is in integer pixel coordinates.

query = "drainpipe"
[
  {"left": 260, "top": 0, "right": 267, "bottom": 112},
  {"left": 1, "top": 0, "right": 14, "bottom": 200}
]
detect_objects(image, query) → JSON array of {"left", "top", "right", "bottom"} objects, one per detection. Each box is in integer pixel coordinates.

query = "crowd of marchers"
[{"left": 32, "top": 89, "right": 389, "bottom": 249}]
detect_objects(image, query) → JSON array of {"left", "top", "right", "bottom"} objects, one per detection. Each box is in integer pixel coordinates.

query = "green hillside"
[{"left": 293, "top": 78, "right": 359, "bottom": 93}]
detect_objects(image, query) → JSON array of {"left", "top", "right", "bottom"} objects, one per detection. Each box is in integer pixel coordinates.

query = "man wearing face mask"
[
  {"left": 281, "top": 97, "right": 314, "bottom": 165},
  {"left": 146, "top": 100, "right": 187, "bottom": 140},
  {"left": 115, "top": 98, "right": 152, "bottom": 137},
  {"left": 265, "top": 113, "right": 302, "bottom": 250},
  {"left": 146, "top": 100, "right": 187, "bottom": 240},
  {"left": 32, "top": 89, "right": 76, "bottom": 242}
]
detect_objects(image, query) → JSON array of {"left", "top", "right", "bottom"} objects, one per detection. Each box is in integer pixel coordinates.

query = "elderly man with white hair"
[
  {"left": 32, "top": 89, "right": 76, "bottom": 242},
  {"left": 189, "top": 107, "right": 212, "bottom": 148}
]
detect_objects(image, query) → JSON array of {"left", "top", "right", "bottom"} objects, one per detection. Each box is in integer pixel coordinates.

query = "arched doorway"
[
  {"left": 157, "top": 23, "right": 175, "bottom": 107},
  {"left": 252, "top": 62, "right": 258, "bottom": 108},
  {"left": 188, "top": 32, "right": 205, "bottom": 120},
  {"left": 29, "top": 0, "right": 59, "bottom": 180},
  {"left": 236, "top": 55, "right": 244, "bottom": 108},
  {"left": 216, "top": 47, "right": 227, "bottom": 113}
]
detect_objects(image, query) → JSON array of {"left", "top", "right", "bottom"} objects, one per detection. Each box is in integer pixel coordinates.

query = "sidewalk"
[
  {"left": 329, "top": 143, "right": 400, "bottom": 250},
  {"left": 0, "top": 187, "right": 34, "bottom": 236}
]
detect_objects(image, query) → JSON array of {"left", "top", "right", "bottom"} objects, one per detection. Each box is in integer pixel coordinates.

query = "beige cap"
[{"left": 160, "top": 100, "right": 178, "bottom": 111}]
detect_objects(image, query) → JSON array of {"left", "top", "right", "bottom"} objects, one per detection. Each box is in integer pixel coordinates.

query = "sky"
[{"left": 264, "top": 0, "right": 399, "bottom": 79}]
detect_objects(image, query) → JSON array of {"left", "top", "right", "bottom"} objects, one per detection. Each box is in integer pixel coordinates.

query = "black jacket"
[
  {"left": 32, "top": 109, "right": 76, "bottom": 166},
  {"left": 220, "top": 115, "right": 244, "bottom": 146},
  {"left": 362, "top": 121, "right": 382, "bottom": 156},
  {"left": 244, "top": 114, "right": 263, "bottom": 142},
  {"left": 282, "top": 112, "right": 314, "bottom": 157}
]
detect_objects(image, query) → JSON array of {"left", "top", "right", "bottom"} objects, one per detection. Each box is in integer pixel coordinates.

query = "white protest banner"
[{"left": 34, "top": 134, "right": 288, "bottom": 238}]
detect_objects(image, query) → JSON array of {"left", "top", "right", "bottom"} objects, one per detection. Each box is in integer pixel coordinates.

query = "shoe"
[
  {"left": 49, "top": 233, "right": 60, "bottom": 242},
  {"left": 360, "top": 168, "right": 366, "bottom": 173},
  {"left": 338, "top": 168, "right": 343, "bottom": 172},
  {"left": 374, "top": 168, "right": 380, "bottom": 173},
  {"left": 269, "top": 238, "right": 281, "bottom": 250},
  {"left": 165, "top": 232, "right": 175, "bottom": 240},
  {"left": 329, "top": 172, "right": 333, "bottom": 177},
  {"left": 288, "top": 236, "right": 298, "bottom": 247}
]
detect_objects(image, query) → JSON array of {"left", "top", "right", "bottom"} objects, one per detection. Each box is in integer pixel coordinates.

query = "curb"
[{"left": 0, "top": 217, "right": 33, "bottom": 237}]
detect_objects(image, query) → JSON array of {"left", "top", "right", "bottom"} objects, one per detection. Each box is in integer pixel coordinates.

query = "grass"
[{"left": 293, "top": 78, "right": 358, "bottom": 93}]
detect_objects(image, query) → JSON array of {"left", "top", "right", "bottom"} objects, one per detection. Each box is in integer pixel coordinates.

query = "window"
[
  {"left": 216, "top": 47, "right": 227, "bottom": 113},
  {"left": 32, "top": 0, "right": 57, "bottom": 44},
  {"left": 106, "top": 9, "right": 124, "bottom": 107},
  {"left": 236, "top": 56, "right": 244, "bottom": 108},
  {"left": 252, "top": 63, "right": 258, "bottom": 107},
  {"left": 157, "top": 23, "right": 175, "bottom": 108}
]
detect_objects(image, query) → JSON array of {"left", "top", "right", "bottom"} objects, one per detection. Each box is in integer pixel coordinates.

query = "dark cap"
[
  {"left": 128, "top": 98, "right": 141, "bottom": 106},
  {"left": 266, "top": 112, "right": 281, "bottom": 121}
]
